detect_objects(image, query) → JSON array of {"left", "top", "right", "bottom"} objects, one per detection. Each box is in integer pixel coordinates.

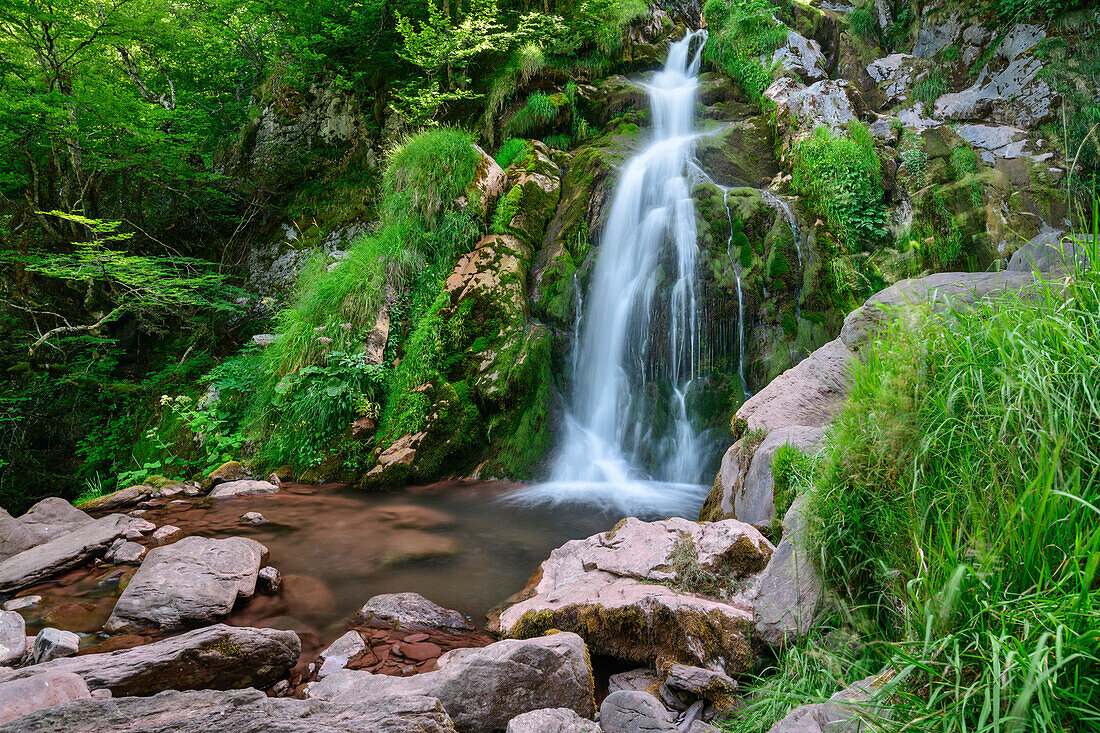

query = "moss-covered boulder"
[
  {"left": 696, "top": 117, "right": 778, "bottom": 188},
  {"left": 494, "top": 517, "right": 773, "bottom": 675},
  {"left": 200, "top": 461, "right": 251, "bottom": 492},
  {"left": 493, "top": 141, "right": 561, "bottom": 250}
]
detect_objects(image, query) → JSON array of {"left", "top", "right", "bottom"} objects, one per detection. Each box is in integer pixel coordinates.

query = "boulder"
[
  {"left": 608, "top": 668, "right": 660, "bottom": 694},
  {"left": 1, "top": 596, "right": 39, "bottom": 612},
  {"left": 496, "top": 141, "right": 562, "bottom": 249},
  {"left": 865, "top": 54, "right": 916, "bottom": 108},
  {"left": 662, "top": 663, "right": 737, "bottom": 702},
  {"left": 0, "top": 688, "right": 455, "bottom": 733},
  {"left": 0, "top": 514, "right": 149, "bottom": 594},
  {"left": 105, "top": 536, "right": 265, "bottom": 633},
  {"left": 258, "top": 565, "right": 282, "bottom": 593},
  {"left": 0, "top": 612, "right": 25, "bottom": 666},
  {"left": 200, "top": 460, "right": 251, "bottom": 491},
  {"left": 33, "top": 628, "right": 80, "bottom": 663},
  {"left": 457, "top": 144, "right": 507, "bottom": 219},
  {"left": 495, "top": 518, "right": 771, "bottom": 674},
  {"left": 766, "top": 672, "right": 892, "bottom": 733},
  {"left": 307, "top": 633, "right": 595, "bottom": 733},
  {"left": 598, "top": 691, "right": 677, "bottom": 733},
  {"left": 14, "top": 498, "right": 93, "bottom": 545},
  {"left": 772, "top": 30, "right": 827, "bottom": 82},
  {"left": 239, "top": 511, "right": 267, "bottom": 524},
  {"left": 208, "top": 479, "right": 280, "bottom": 499},
  {"left": 0, "top": 510, "right": 37, "bottom": 562},
  {"left": 0, "top": 670, "right": 90, "bottom": 724},
  {"left": 1008, "top": 230, "right": 1090, "bottom": 276},
  {"left": 103, "top": 539, "right": 145, "bottom": 565},
  {"left": 765, "top": 79, "right": 857, "bottom": 132},
  {"left": 0, "top": 624, "right": 299, "bottom": 696},
  {"left": 356, "top": 592, "right": 475, "bottom": 634},
  {"left": 752, "top": 494, "right": 826, "bottom": 649},
  {"left": 75, "top": 485, "right": 151, "bottom": 513},
  {"left": 507, "top": 708, "right": 602, "bottom": 733}
]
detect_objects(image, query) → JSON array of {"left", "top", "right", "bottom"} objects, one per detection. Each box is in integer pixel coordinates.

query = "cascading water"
[{"left": 509, "top": 31, "right": 711, "bottom": 518}]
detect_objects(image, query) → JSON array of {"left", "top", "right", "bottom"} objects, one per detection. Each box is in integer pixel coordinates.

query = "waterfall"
[{"left": 508, "top": 31, "right": 711, "bottom": 518}]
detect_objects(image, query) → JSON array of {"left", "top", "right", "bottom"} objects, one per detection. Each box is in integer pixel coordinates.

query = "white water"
[{"left": 508, "top": 31, "right": 711, "bottom": 518}]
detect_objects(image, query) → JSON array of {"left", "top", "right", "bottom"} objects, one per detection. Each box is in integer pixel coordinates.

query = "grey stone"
[
  {"left": 771, "top": 30, "right": 826, "bottom": 82},
  {"left": 0, "top": 624, "right": 300, "bottom": 696},
  {"left": 0, "top": 688, "right": 455, "bottom": 733},
  {"left": 609, "top": 668, "right": 661, "bottom": 694},
  {"left": 258, "top": 565, "right": 281, "bottom": 593},
  {"left": 687, "top": 722, "right": 721, "bottom": 733},
  {"left": 765, "top": 79, "right": 856, "bottom": 131},
  {"left": 679, "top": 700, "right": 706, "bottom": 731},
  {"left": 150, "top": 525, "right": 183, "bottom": 545},
  {"left": 0, "top": 597, "right": 38, "bottom": 612},
  {"left": 103, "top": 539, "right": 145, "bottom": 565},
  {"left": 316, "top": 630, "right": 365, "bottom": 678},
  {"left": 913, "top": 13, "right": 962, "bottom": 57},
  {"left": 1008, "top": 231, "right": 1091, "bottom": 276},
  {"left": 766, "top": 673, "right": 891, "bottom": 732},
  {"left": 662, "top": 664, "right": 737, "bottom": 700},
  {"left": 865, "top": 54, "right": 916, "bottom": 106},
  {"left": 0, "top": 514, "right": 147, "bottom": 594},
  {"left": 0, "top": 612, "right": 25, "bottom": 666},
  {"left": 599, "top": 691, "right": 678, "bottom": 733},
  {"left": 308, "top": 633, "right": 595, "bottom": 733},
  {"left": 75, "top": 485, "right": 151, "bottom": 512},
  {"left": 753, "top": 494, "right": 826, "bottom": 649},
  {"left": 208, "top": 479, "right": 280, "bottom": 499},
  {"left": 15, "top": 498, "right": 93, "bottom": 546},
  {"left": 507, "top": 708, "right": 601, "bottom": 733},
  {"left": 105, "top": 535, "right": 265, "bottom": 632},
  {"left": 0, "top": 670, "right": 90, "bottom": 724},
  {"left": 33, "top": 628, "right": 80, "bottom": 663},
  {"left": 0, "top": 510, "right": 35, "bottom": 563},
  {"left": 239, "top": 511, "right": 267, "bottom": 524},
  {"left": 356, "top": 592, "right": 475, "bottom": 633}
]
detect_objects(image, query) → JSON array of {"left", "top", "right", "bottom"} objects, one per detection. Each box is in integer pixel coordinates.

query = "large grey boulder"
[
  {"left": 1008, "top": 231, "right": 1091, "bottom": 276},
  {"left": 0, "top": 509, "right": 35, "bottom": 563},
  {"left": 598, "top": 691, "right": 678, "bottom": 733},
  {"left": 356, "top": 592, "right": 475, "bottom": 633},
  {"left": 0, "top": 670, "right": 91, "bottom": 724},
  {"left": 765, "top": 79, "right": 857, "bottom": 132},
  {"left": 33, "top": 628, "right": 80, "bottom": 663},
  {"left": 766, "top": 672, "right": 892, "bottom": 733},
  {"left": 771, "top": 30, "right": 826, "bottom": 82},
  {"left": 307, "top": 633, "right": 595, "bottom": 733},
  {"left": 0, "top": 514, "right": 149, "bottom": 594},
  {"left": 208, "top": 479, "right": 280, "bottom": 499},
  {"left": 507, "top": 708, "right": 601, "bottom": 733},
  {"left": 0, "top": 688, "right": 455, "bottom": 733},
  {"left": 495, "top": 518, "right": 769, "bottom": 675},
  {"left": 15, "top": 498, "right": 93, "bottom": 545},
  {"left": 0, "top": 624, "right": 299, "bottom": 696},
  {"left": 753, "top": 494, "right": 826, "bottom": 649},
  {"left": 0, "top": 612, "right": 25, "bottom": 666},
  {"left": 105, "top": 535, "right": 265, "bottom": 632},
  {"left": 866, "top": 54, "right": 916, "bottom": 107}
]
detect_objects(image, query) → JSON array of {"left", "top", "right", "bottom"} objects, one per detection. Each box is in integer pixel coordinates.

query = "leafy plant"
[
  {"left": 912, "top": 68, "right": 948, "bottom": 104},
  {"left": 703, "top": 0, "right": 789, "bottom": 103},
  {"left": 899, "top": 129, "right": 928, "bottom": 189},
  {"left": 847, "top": 7, "right": 877, "bottom": 41}
]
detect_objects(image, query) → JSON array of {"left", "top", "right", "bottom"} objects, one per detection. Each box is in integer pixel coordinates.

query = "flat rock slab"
[
  {"left": 14, "top": 498, "right": 93, "bottom": 546},
  {"left": 308, "top": 633, "right": 594, "bottom": 733},
  {"left": 496, "top": 518, "right": 769, "bottom": 674},
  {"left": 105, "top": 535, "right": 265, "bottom": 632},
  {"left": 0, "top": 688, "right": 454, "bottom": 733},
  {"left": 0, "top": 514, "right": 148, "bottom": 595},
  {"left": 0, "top": 624, "right": 299, "bottom": 696},
  {"left": 356, "top": 592, "right": 475, "bottom": 633},
  {"left": 76, "top": 486, "right": 152, "bottom": 513},
  {"left": 208, "top": 480, "right": 280, "bottom": 499},
  {"left": 0, "top": 670, "right": 90, "bottom": 724}
]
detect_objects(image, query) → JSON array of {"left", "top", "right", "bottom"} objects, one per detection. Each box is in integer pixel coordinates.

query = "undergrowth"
[{"left": 702, "top": 0, "right": 788, "bottom": 103}]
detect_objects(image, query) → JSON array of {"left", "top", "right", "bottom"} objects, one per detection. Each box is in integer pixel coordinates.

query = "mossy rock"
[
  {"left": 696, "top": 118, "right": 778, "bottom": 188},
  {"left": 493, "top": 143, "right": 562, "bottom": 249},
  {"left": 201, "top": 460, "right": 250, "bottom": 491}
]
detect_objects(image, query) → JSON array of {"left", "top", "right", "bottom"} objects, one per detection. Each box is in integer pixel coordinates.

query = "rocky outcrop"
[
  {"left": 0, "top": 670, "right": 91, "bottom": 725},
  {"left": 1008, "top": 230, "right": 1091, "bottom": 276},
  {"left": 307, "top": 633, "right": 595, "bottom": 733},
  {"left": 105, "top": 536, "right": 265, "bottom": 632},
  {"left": 495, "top": 141, "right": 562, "bottom": 249},
  {"left": 0, "top": 514, "right": 150, "bottom": 594},
  {"left": 457, "top": 145, "right": 507, "bottom": 219},
  {"left": 0, "top": 688, "right": 457, "bottom": 733},
  {"left": 355, "top": 592, "right": 475, "bottom": 634},
  {"left": 0, "top": 509, "right": 35, "bottom": 563},
  {"left": 0, "top": 624, "right": 299, "bottom": 696},
  {"left": 772, "top": 30, "right": 827, "bottom": 82},
  {"left": 765, "top": 78, "right": 857, "bottom": 134},
  {"left": 495, "top": 518, "right": 771, "bottom": 675}
]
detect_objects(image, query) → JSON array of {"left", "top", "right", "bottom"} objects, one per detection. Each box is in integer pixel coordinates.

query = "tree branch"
[{"left": 27, "top": 306, "right": 123, "bottom": 361}]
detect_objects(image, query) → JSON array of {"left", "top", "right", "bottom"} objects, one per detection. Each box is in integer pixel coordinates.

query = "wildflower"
[
  {"left": 340, "top": 322, "right": 352, "bottom": 330},
  {"left": 313, "top": 326, "right": 327, "bottom": 333},
  {"left": 317, "top": 336, "right": 333, "bottom": 344}
]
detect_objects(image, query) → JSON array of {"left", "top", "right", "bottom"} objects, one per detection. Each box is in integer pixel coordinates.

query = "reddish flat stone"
[
  {"left": 399, "top": 642, "right": 441, "bottom": 662},
  {"left": 402, "top": 633, "right": 429, "bottom": 643}
]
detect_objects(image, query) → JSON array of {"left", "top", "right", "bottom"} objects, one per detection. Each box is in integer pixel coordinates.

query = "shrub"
[
  {"left": 791, "top": 122, "right": 886, "bottom": 247},
  {"left": 703, "top": 0, "right": 789, "bottom": 103},
  {"left": 847, "top": 7, "right": 877, "bottom": 41}
]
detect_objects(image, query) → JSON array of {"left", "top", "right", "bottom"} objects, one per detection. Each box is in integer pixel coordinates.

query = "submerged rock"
[
  {"left": 0, "top": 624, "right": 299, "bottom": 696},
  {"left": 307, "top": 633, "right": 595, "bottom": 733},
  {"left": 0, "top": 688, "right": 454, "bottom": 733},
  {"left": 105, "top": 536, "right": 265, "bottom": 633},
  {"left": 0, "top": 670, "right": 90, "bottom": 724},
  {"left": 495, "top": 518, "right": 772, "bottom": 675}
]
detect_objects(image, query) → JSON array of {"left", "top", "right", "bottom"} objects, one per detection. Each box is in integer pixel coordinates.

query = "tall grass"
[
  {"left": 703, "top": 0, "right": 789, "bottom": 103},
  {"left": 808, "top": 218, "right": 1100, "bottom": 729}
]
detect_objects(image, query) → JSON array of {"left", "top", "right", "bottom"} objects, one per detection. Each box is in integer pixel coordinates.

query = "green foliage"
[
  {"left": 1034, "top": 31, "right": 1100, "bottom": 179},
  {"left": 791, "top": 123, "right": 885, "bottom": 247},
  {"left": 847, "top": 7, "right": 877, "bottom": 41},
  {"left": 949, "top": 142, "right": 983, "bottom": 207},
  {"left": 811, "top": 246, "right": 1100, "bottom": 729},
  {"left": 703, "top": 0, "right": 788, "bottom": 103},
  {"left": 495, "top": 138, "right": 529, "bottom": 169},
  {"left": 899, "top": 129, "right": 928, "bottom": 189},
  {"left": 939, "top": 43, "right": 960, "bottom": 62},
  {"left": 992, "top": 0, "right": 1087, "bottom": 19},
  {"left": 384, "top": 128, "right": 481, "bottom": 228},
  {"left": 912, "top": 69, "right": 948, "bottom": 104},
  {"left": 666, "top": 533, "right": 739, "bottom": 598}
]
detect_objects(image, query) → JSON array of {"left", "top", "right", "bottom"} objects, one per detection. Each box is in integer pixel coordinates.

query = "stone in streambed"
[
  {"left": 76, "top": 485, "right": 152, "bottom": 512},
  {"left": 307, "top": 632, "right": 595, "bottom": 733},
  {"left": 356, "top": 592, "right": 475, "bottom": 634},
  {"left": 105, "top": 535, "right": 265, "bottom": 633},
  {"left": 0, "top": 612, "right": 25, "bottom": 666},
  {"left": 104, "top": 538, "right": 146, "bottom": 565},
  {"left": 316, "top": 630, "right": 366, "bottom": 679},
  {"left": 150, "top": 525, "right": 183, "bottom": 545},
  {"left": 507, "top": 707, "right": 602, "bottom": 732},
  {"left": 200, "top": 460, "right": 251, "bottom": 491},
  {"left": 0, "top": 624, "right": 299, "bottom": 696},
  {"left": 599, "top": 691, "right": 678, "bottom": 733},
  {"left": 1, "top": 596, "right": 39, "bottom": 613},
  {"left": 258, "top": 565, "right": 281, "bottom": 593},
  {"left": 0, "top": 670, "right": 91, "bottom": 724},
  {"left": 33, "top": 628, "right": 80, "bottom": 663},
  {"left": 208, "top": 479, "right": 279, "bottom": 499},
  {"left": 239, "top": 511, "right": 267, "bottom": 524},
  {"left": 0, "top": 509, "right": 37, "bottom": 562},
  {"left": 0, "top": 688, "right": 455, "bottom": 733},
  {"left": 13, "top": 498, "right": 93, "bottom": 546}
]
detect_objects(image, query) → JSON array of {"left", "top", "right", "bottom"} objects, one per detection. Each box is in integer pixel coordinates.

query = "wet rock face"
[
  {"left": 0, "top": 624, "right": 300, "bottom": 696},
  {"left": 307, "top": 632, "right": 595, "bottom": 733},
  {"left": 495, "top": 518, "right": 772, "bottom": 675},
  {"left": 105, "top": 536, "right": 266, "bottom": 633},
  {"left": 0, "top": 688, "right": 456, "bottom": 733}
]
